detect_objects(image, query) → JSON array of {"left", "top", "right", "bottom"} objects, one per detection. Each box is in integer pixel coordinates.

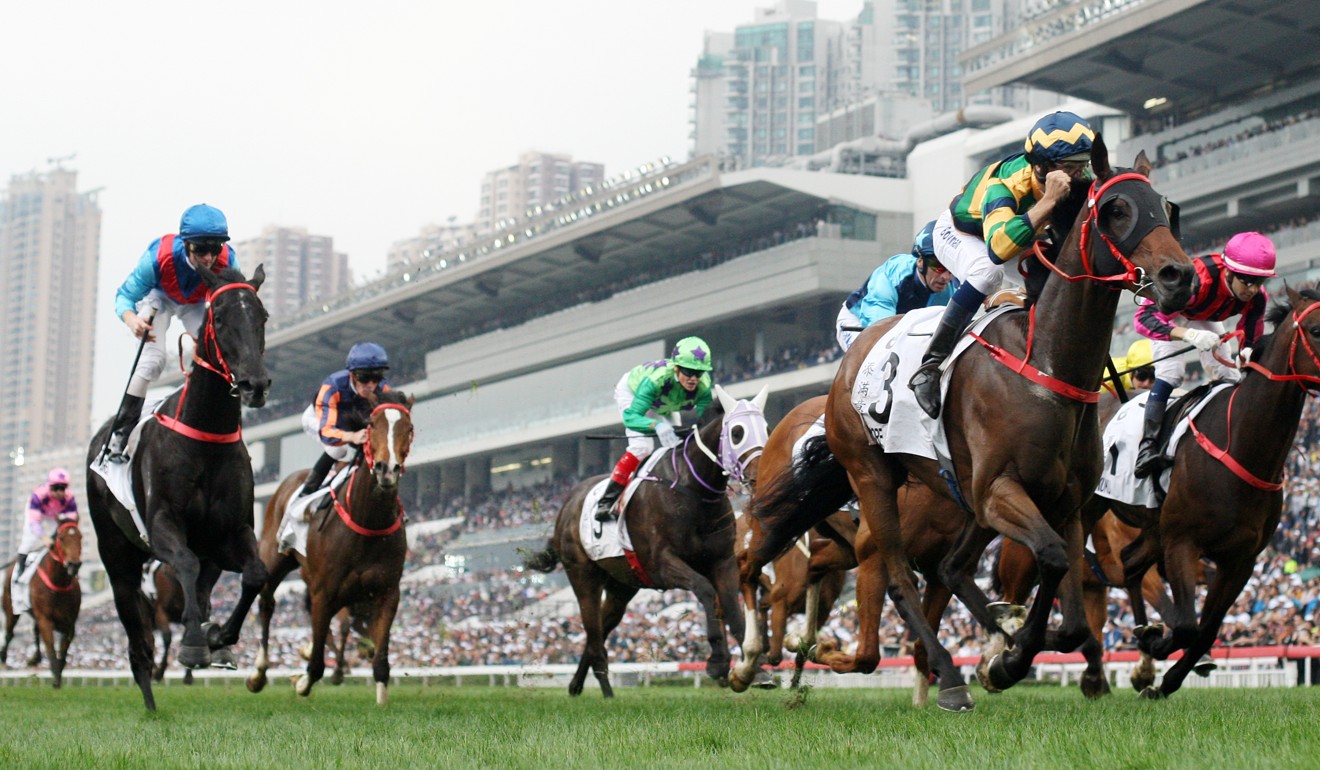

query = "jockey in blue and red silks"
[
  {"left": 299, "top": 342, "right": 392, "bottom": 497},
  {"left": 1132, "top": 231, "right": 1275, "bottom": 478},
  {"left": 106, "top": 204, "right": 238, "bottom": 462},
  {"left": 14, "top": 468, "right": 79, "bottom": 576}
]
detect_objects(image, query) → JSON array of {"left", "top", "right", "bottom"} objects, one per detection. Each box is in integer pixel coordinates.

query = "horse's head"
[
  {"left": 1252, "top": 284, "right": 1320, "bottom": 391},
  {"left": 197, "top": 264, "right": 271, "bottom": 407},
  {"left": 53, "top": 519, "right": 82, "bottom": 576},
  {"left": 711, "top": 384, "right": 770, "bottom": 491},
  {"left": 364, "top": 391, "right": 415, "bottom": 489},
  {"left": 1081, "top": 133, "right": 1194, "bottom": 313}
]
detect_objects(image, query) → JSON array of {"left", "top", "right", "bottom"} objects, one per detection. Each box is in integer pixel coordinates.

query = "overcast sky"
[{"left": 2, "top": 0, "right": 862, "bottom": 420}]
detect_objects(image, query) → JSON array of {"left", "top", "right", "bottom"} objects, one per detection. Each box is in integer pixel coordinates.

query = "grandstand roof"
[
  {"left": 962, "top": 0, "right": 1320, "bottom": 119},
  {"left": 262, "top": 165, "right": 903, "bottom": 381}
]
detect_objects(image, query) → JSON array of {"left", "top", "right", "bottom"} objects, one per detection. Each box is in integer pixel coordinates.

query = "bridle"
[
  {"left": 38, "top": 521, "right": 79, "bottom": 593},
  {"left": 1242, "top": 301, "right": 1320, "bottom": 391},
  {"left": 329, "top": 402, "right": 411, "bottom": 537}
]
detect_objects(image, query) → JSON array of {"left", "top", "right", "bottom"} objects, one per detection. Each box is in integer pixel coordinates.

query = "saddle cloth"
[
  {"left": 88, "top": 395, "right": 169, "bottom": 548},
  {"left": 276, "top": 463, "right": 355, "bottom": 558},
  {"left": 8, "top": 551, "right": 45, "bottom": 615},
  {"left": 1096, "top": 384, "right": 1231, "bottom": 507},
  {"left": 577, "top": 448, "right": 671, "bottom": 563},
  {"left": 852, "top": 304, "right": 1015, "bottom": 459},
  {"left": 140, "top": 559, "right": 163, "bottom": 601}
]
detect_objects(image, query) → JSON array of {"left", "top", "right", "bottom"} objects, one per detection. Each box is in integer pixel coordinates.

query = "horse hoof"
[
  {"left": 376, "top": 682, "right": 388, "bottom": 706},
  {"left": 246, "top": 673, "right": 267, "bottom": 693},
  {"left": 178, "top": 645, "right": 211, "bottom": 670},
  {"left": 728, "top": 673, "right": 751, "bottom": 694},
  {"left": 987, "top": 654, "right": 1017, "bottom": 692},
  {"left": 1139, "top": 686, "right": 1166, "bottom": 701},
  {"left": 209, "top": 647, "right": 237, "bottom": 670},
  {"left": 295, "top": 674, "right": 312, "bottom": 696},
  {"left": 201, "top": 621, "right": 224, "bottom": 647},
  {"left": 936, "top": 685, "right": 975, "bottom": 713},
  {"left": 1081, "top": 673, "right": 1111, "bottom": 699},
  {"left": 751, "top": 670, "right": 777, "bottom": 689},
  {"left": 1193, "top": 654, "right": 1217, "bottom": 677},
  {"left": 987, "top": 602, "right": 1028, "bottom": 636},
  {"left": 975, "top": 657, "right": 1004, "bottom": 694}
]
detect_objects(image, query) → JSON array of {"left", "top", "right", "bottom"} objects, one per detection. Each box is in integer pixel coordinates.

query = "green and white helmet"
[{"left": 671, "top": 336, "right": 713, "bottom": 371}]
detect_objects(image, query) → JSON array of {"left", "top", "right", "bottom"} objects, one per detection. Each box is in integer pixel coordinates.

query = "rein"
[
  {"left": 329, "top": 402, "right": 411, "bottom": 537},
  {"left": 37, "top": 522, "right": 79, "bottom": 593},
  {"left": 1187, "top": 300, "right": 1320, "bottom": 491},
  {"left": 155, "top": 282, "right": 256, "bottom": 444}
]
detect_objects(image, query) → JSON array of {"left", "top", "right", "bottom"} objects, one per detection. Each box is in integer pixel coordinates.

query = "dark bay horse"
[
  {"left": 86, "top": 265, "right": 270, "bottom": 710},
  {"left": 523, "top": 385, "right": 768, "bottom": 696},
  {"left": 1, "top": 520, "right": 82, "bottom": 686},
  {"left": 751, "top": 139, "right": 1194, "bottom": 711},
  {"left": 138, "top": 561, "right": 195, "bottom": 684},
  {"left": 1100, "top": 285, "right": 1320, "bottom": 699},
  {"left": 247, "top": 391, "right": 414, "bottom": 705}
]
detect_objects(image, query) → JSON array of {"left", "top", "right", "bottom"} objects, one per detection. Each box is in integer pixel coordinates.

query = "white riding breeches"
[
  {"left": 17, "top": 518, "right": 57, "bottom": 555},
  {"left": 835, "top": 303, "right": 863, "bottom": 352},
  {"left": 133, "top": 290, "right": 208, "bottom": 384},
  {"left": 1151, "top": 319, "right": 1241, "bottom": 385},
  {"left": 932, "top": 209, "right": 1004, "bottom": 295},
  {"left": 301, "top": 405, "right": 359, "bottom": 462}
]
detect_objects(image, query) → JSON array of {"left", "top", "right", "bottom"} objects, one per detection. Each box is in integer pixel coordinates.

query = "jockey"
[
  {"left": 106, "top": 204, "right": 239, "bottom": 462},
  {"left": 1103, "top": 339, "right": 1156, "bottom": 398},
  {"left": 835, "top": 220, "right": 958, "bottom": 351},
  {"left": 908, "top": 111, "right": 1095, "bottom": 419},
  {"left": 15, "top": 468, "right": 78, "bottom": 576},
  {"left": 1133, "top": 232, "right": 1274, "bottom": 478},
  {"left": 300, "top": 342, "right": 392, "bottom": 496},
  {"left": 594, "top": 336, "right": 714, "bottom": 522}
]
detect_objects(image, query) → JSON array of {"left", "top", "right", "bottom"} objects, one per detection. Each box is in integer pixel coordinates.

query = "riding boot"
[
  {"left": 106, "top": 394, "right": 145, "bottom": 463},
  {"left": 908, "top": 299, "right": 978, "bottom": 419},
  {"left": 14, "top": 553, "right": 26, "bottom": 576},
  {"left": 595, "top": 451, "right": 642, "bottom": 522},
  {"left": 1133, "top": 380, "right": 1173, "bottom": 479},
  {"left": 301, "top": 452, "right": 337, "bottom": 497}
]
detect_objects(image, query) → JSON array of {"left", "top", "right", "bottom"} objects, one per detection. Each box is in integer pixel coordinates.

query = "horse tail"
[
  {"left": 521, "top": 541, "right": 561, "bottom": 574},
  {"left": 749, "top": 433, "right": 851, "bottom": 564}
]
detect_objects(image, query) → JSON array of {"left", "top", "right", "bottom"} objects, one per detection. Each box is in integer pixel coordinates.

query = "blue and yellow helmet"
[{"left": 1024, "top": 111, "right": 1095, "bottom": 165}]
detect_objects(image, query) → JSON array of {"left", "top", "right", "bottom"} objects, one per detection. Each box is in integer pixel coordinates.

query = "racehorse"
[
  {"left": 750, "top": 139, "right": 1194, "bottom": 711},
  {"left": 1101, "top": 285, "right": 1320, "bottom": 699},
  {"left": 246, "top": 390, "right": 414, "bottom": 705},
  {"left": 523, "top": 385, "right": 768, "bottom": 696},
  {"left": 85, "top": 265, "right": 270, "bottom": 710},
  {"left": 1, "top": 520, "right": 82, "bottom": 687}
]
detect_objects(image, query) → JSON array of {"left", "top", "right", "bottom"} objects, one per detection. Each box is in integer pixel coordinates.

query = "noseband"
[{"left": 687, "top": 400, "right": 769, "bottom": 490}]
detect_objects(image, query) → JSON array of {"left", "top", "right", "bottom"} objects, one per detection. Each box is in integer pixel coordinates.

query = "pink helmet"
[
  {"left": 47, "top": 468, "right": 70, "bottom": 485},
  {"left": 1222, "top": 232, "right": 1277, "bottom": 277}
]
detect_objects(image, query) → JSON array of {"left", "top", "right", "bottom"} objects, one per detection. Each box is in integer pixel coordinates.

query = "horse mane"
[
  {"left": 1023, "top": 175, "right": 1092, "bottom": 304},
  {"left": 1249, "top": 285, "right": 1318, "bottom": 359}
]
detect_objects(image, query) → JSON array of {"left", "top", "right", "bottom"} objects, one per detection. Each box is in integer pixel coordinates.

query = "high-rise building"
[
  {"left": 232, "top": 226, "right": 350, "bottom": 319},
  {"left": 0, "top": 167, "right": 100, "bottom": 553},
  {"left": 477, "top": 152, "right": 604, "bottom": 236},
  {"left": 386, "top": 220, "right": 481, "bottom": 273}
]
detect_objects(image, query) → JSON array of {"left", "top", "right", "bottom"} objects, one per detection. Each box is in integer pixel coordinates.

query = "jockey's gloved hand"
[
  {"left": 1237, "top": 347, "right": 1253, "bottom": 368},
  {"left": 1182, "top": 328, "right": 1221, "bottom": 352},
  {"left": 654, "top": 420, "right": 681, "bottom": 449}
]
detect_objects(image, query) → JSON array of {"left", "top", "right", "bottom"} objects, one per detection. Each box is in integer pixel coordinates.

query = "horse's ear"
[
  {"left": 713, "top": 384, "right": 737, "bottom": 413},
  {"left": 198, "top": 265, "right": 224, "bottom": 290},
  {"left": 1286, "top": 281, "right": 1303, "bottom": 308},
  {"left": 752, "top": 385, "right": 769, "bottom": 411},
  {"left": 250, "top": 263, "right": 266, "bottom": 291},
  {"left": 406, "top": 394, "right": 415, "bottom": 409},
  {"left": 1133, "top": 149, "right": 1152, "bottom": 177},
  {"left": 1090, "top": 132, "right": 1111, "bottom": 180}
]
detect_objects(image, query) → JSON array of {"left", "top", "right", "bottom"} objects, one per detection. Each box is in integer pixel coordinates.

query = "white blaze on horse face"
[{"left": 381, "top": 409, "right": 403, "bottom": 470}]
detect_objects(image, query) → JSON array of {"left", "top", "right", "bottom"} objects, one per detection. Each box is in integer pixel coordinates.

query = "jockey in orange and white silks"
[
  {"left": 105, "top": 204, "right": 238, "bottom": 462},
  {"left": 298, "top": 342, "right": 392, "bottom": 496},
  {"left": 1132, "top": 232, "right": 1275, "bottom": 479},
  {"left": 594, "top": 336, "right": 714, "bottom": 521},
  {"left": 15, "top": 468, "right": 78, "bottom": 576}
]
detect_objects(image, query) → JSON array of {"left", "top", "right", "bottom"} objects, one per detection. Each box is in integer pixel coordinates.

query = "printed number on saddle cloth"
[{"left": 859, "top": 352, "right": 900, "bottom": 442}]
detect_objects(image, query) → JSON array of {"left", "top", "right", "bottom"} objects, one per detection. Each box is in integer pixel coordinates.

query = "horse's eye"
[
  {"left": 1310, "top": 325, "right": 1320, "bottom": 337},
  {"left": 731, "top": 425, "right": 745, "bottom": 444}
]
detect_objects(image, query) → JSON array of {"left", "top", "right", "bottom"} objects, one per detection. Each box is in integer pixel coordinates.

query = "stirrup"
[
  {"left": 106, "top": 433, "right": 130, "bottom": 464},
  {"left": 594, "top": 501, "right": 618, "bottom": 522}
]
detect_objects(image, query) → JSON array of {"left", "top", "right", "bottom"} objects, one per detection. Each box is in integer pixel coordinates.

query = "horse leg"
[
  {"left": 936, "top": 524, "right": 1011, "bottom": 691},
  {"left": 211, "top": 531, "right": 270, "bottom": 651},
  {"left": 246, "top": 555, "right": 296, "bottom": 694},
  {"left": 153, "top": 607, "right": 172, "bottom": 682},
  {"left": 790, "top": 578, "right": 820, "bottom": 688},
  {"left": 52, "top": 620, "right": 74, "bottom": 689},
  {"left": 152, "top": 530, "right": 209, "bottom": 670},
  {"left": 565, "top": 563, "right": 607, "bottom": 697},
  {"left": 332, "top": 610, "right": 352, "bottom": 686},
  {"left": 913, "top": 578, "right": 954, "bottom": 708},
  {"left": 654, "top": 557, "right": 733, "bottom": 684},
  {"left": 366, "top": 589, "right": 400, "bottom": 705},
  {"left": 766, "top": 582, "right": 789, "bottom": 668},
  {"left": 1145, "top": 556, "right": 1253, "bottom": 700},
  {"left": 1077, "top": 580, "right": 1111, "bottom": 698},
  {"left": 594, "top": 581, "right": 639, "bottom": 699},
  {"left": 729, "top": 550, "right": 770, "bottom": 693},
  {"left": 109, "top": 568, "right": 157, "bottom": 709},
  {"left": 295, "top": 592, "right": 333, "bottom": 697},
  {"left": 818, "top": 526, "right": 885, "bottom": 675},
  {"left": 1143, "top": 539, "right": 1202, "bottom": 662},
  {"left": 34, "top": 614, "right": 57, "bottom": 686}
]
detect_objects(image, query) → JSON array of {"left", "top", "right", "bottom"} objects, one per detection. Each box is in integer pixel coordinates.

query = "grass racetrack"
[{"left": 1, "top": 681, "right": 1317, "bottom": 769}]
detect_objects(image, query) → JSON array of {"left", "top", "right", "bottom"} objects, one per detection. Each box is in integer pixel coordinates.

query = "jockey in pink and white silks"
[
  {"left": 594, "top": 337, "right": 714, "bottom": 522},
  {"left": 15, "top": 468, "right": 78, "bottom": 576},
  {"left": 1131, "top": 232, "right": 1275, "bottom": 479}
]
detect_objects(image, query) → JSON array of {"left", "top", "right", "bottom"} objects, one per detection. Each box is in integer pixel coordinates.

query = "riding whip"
[
  {"left": 98, "top": 307, "right": 158, "bottom": 459},
  {"left": 585, "top": 427, "right": 695, "bottom": 440}
]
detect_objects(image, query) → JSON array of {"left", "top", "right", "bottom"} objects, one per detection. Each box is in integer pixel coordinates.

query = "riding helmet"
[
  {"left": 346, "top": 341, "right": 390, "bottom": 371},
  {"left": 671, "top": 337, "right": 712, "bottom": 372},
  {"left": 1024, "top": 111, "right": 1095, "bottom": 165},
  {"left": 179, "top": 204, "right": 230, "bottom": 242},
  {"left": 1222, "top": 232, "right": 1277, "bottom": 278}
]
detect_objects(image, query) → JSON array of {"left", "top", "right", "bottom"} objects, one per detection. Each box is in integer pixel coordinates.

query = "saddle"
[{"left": 1147, "top": 382, "right": 1217, "bottom": 475}]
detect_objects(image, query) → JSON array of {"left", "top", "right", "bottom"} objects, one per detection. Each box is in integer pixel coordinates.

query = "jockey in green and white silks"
[{"left": 595, "top": 336, "right": 714, "bottom": 521}]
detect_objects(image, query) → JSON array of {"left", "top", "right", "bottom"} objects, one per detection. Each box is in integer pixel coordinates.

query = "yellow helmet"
[{"left": 1125, "top": 339, "right": 1154, "bottom": 371}]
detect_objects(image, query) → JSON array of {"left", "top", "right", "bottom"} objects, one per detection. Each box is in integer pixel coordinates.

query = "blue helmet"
[
  {"left": 346, "top": 342, "right": 389, "bottom": 371},
  {"left": 1023, "top": 111, "right": 1095, "bottom": 165},
  {"left": 179, "top": 204, "right": 230, "bottom": 242},
  {"left": 911, "top": 220, "right": 937, "bottom": 261}
]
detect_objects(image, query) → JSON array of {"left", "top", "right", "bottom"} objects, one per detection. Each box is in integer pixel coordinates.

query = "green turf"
[{"left": 0, "top": 681, "right": 1316, "bottom": 769}]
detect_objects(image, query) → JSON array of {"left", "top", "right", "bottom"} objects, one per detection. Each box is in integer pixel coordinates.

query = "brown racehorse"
[
  {"left": 2, "top": 520, "right": 82, "bottom": 687},
  {"left": 1102, "top": 285, "right": 1320, "bottom": 699},
  {"left": 730, "top": 398, "right": 968, "bottom": 703},
  {"left": 523, "top": 386, "right": 768, "bottom": 696},
  {"left": 750, "top": 140, "right": 1194, "bottom": 711},
  {"left": 247, "top": 391, "right": 414, "bottom": 705},
  {"left": 138, "top": 561, "right": 198, "bottom": 685}
]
